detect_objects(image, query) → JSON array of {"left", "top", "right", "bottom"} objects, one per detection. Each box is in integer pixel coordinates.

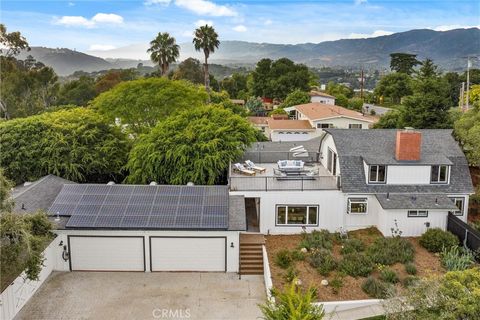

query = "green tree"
[
  {"left": 373, "top": 108, "right": 405, "bottom": 129},
  {"left": 347, "top": 97, "right": 364, "bottom": 111},
  {"left": 126, "top": 105, "right": 256, "bottom": 185},
  {"left": 94, "top": 69, "right": 138, "bottom": 94},
  {"left": 147, "top": 32, "right": 180, "bottom": 77},
  {"left": 0, "top": 24, "right": 29, "bottom": 57},
  {"left": 0, "top": 108, "right": 129, "bottom": 184},
  {"left": 281, "top": 89, "right": 310, "bottom": 108},
  {"left": 193, "top": 25, "right": 220, "bottom": 94},
  {"left": 443, "top": 72, "right": 461, "bottom": 107},
  {"left": 326, "top": 82, "right": 354, "bottom": 99},
  {"left": 172, "top": 57, "right": 204, "bottom": 84},
  {"left": 259, "top": 281, "right": 325, "bottom": 320},
  {"left": 91, "top": 77, "right": 208, "bottom": 134},
  {"left": 245, "top": 97, "right": 265, "bottom": 116},
  {"left": 454, "top": 85, "right": 480, "bottom": 166},
  {"left": 390, "top": 53, "right": 421, "bottom": 75},
  {"left": 0, "top": 168, "right": 14, "bottom": 212},
  {"left": 56, "top": 76, "right": 96, "bottom": 106},
  {"left": 220, "top": 73, "right": 248, "bottom": 99},
  {"left": 374, "top": 73, "right": 413, "bottom": 105}
]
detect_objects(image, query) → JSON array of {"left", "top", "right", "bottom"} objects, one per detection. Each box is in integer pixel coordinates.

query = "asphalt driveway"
[{"left": 15, "top": 272, "right": 266, "bottom": 320}]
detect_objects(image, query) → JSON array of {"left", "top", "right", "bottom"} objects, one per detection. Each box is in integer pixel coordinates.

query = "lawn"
[{"left": 265, "top": 227, "right": 445, "bottom": 302}]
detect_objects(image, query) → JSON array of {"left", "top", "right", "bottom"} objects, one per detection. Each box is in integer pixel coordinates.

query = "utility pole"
[
  {"left": 460, "top": 82, "right": 465, "bottom": 111},
  {"left": 360, "top": 68, "right": 364, "bottom": 100},
  {"left": 466, "top": 57, "right": 471, "bottom": 110}
]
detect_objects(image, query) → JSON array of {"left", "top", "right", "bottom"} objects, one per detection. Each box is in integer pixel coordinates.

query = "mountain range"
[{"left": 18, "top": 28, "right": 479, "bottom": 76}]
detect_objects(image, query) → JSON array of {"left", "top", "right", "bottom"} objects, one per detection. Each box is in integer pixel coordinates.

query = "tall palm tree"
[
  {"left": 147, "top": 32, "right": 180, "bottom": 77},
  {"left": 193, "top": 25, "right": 220, "bottom": 95}
]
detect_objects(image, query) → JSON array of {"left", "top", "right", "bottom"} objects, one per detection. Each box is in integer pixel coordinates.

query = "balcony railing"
[
  {"left": 239, "top": 151, "right": 320, "bottom": 164},
  {"left": 229, "top": 175, "right": 340, "bottom": 192}
]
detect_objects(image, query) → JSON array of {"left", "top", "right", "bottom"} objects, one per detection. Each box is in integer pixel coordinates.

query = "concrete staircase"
[{"left": 239, "top": 233, "right": 265, "bottom": 275}]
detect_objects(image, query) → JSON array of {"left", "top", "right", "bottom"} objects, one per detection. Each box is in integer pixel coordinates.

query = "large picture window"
[
  {"left": 448, "top": 197, "right": 464, "bottom": 216},
  {"left": 431, "top": 165, "right": 449, "bottom": 184},
  {"left": 276, "top": 205, "right": 319, "bottom": 226},
  {"left": 407, "top": 210, "right": 428, "bottom": 217},
  {"left": 369, "top": 165, "right": 386, "bottom": 183},
  {"left": 347, "top": 198, "right": 368, "bottom": 214}
]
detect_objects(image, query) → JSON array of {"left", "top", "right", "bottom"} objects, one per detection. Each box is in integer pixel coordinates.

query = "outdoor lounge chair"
[
  {"left": 233, "top": 163, "right": 256, "bottom": 176},
  {"left": 245, "top": 160, "right": 266, "bottom": 173}
]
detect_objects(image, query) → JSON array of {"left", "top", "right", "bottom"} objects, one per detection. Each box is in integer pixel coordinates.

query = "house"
[
  {"left": 293, "top": 102, "right": 376, "bottom": 130},
  {"left": 267, "top": 119, "right": 317, "bottom": 142},
  {"left": 247, "top": 116, "right": 269, "bottom": 134},
  {"left": 229, "top": 129, "right": 473, "bottom": 237},
  {"left": 309, "top": 91, "right": 335, "bottom": 105}
]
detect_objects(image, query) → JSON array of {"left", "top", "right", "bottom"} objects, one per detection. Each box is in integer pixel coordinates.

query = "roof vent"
[
  {"left": 395, "top": 129, "right": 422, "bottom": 161},
  {"left": 107, "top": 181, "right": 115, "bottom": 185},
  {"left": 149, "top": 181, "right": 157, "bottom": 186},
  {"left": 186, "top": 182, "right": 195, "bottom": 186}
]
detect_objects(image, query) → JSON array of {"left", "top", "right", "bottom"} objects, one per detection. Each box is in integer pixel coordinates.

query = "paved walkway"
[{"left": 15, "top": 272, "right": 266, "bottom": 320}]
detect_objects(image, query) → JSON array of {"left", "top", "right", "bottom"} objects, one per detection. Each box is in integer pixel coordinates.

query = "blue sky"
[{"left": 2, "top": 0, "right": 479, "bottom": 58}]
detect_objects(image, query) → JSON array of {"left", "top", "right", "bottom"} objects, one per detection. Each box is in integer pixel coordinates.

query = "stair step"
[
  {"left": 240, "top": 266, "right": 264, "bottom": 271},
  {"left": 240, "top": 256, "right": 263, "bottom": 260},
  {"left": 240, "top": 271, "right": 264, "bottom": 275}
]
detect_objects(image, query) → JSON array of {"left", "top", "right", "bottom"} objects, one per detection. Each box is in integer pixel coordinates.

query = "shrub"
[
  {"left": 340, "top": 238, "right": 365, "bottom": 255},
  {"left": 275, "top": 250, "right": 293, "bottom": 269},
  {"left": 330, "top": 275, "right": 344, "bottom": 295},
  {"left": 284, "top": 267, "right": 298, "bottom": 282},
  {"left": 309, "top": 249, "right": 336, "bottom": 276},
  {"left": 419, "top": 228, "right": 458, "bottom": 253},
  {"left": 290, "top": 250, "right": 306, "bottom": 261},
  {"left": 361, "top": 277, "right": 393, "bottom": 299},
  {"left": 339, "top": 252, "right": 374, "bottom": 277},
  {"left": 367, "top": 237, "right": 414, "bottom": 265},
  {"left": 405, "top": 262, "right": 417, "bottom": 275},
  {"left": 380, "top": 268, "right": 399, "bottom": 284},
  {"left": 402, "top": 275, "right": 420, "bottom": 288},
  {"left": 440, "top": 246, "right": 475, "bottom": 271},
  {"left": 300, "top": 230, "right": 333, "bottom": 251}
]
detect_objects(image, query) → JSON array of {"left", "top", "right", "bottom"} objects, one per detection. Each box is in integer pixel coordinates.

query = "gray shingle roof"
[
  {"left": 12, "top": 175, "right": 76, "bottom": 213},
  {"left": 375, "top": 193, "right": 459, "bottom": 210},
  {"left": 325, "top": 129, "right": 474, "bottom": 194}
]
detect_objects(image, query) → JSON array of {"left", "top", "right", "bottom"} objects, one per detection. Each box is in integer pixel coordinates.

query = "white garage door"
[
  {"left": 69, "top": 236, "right": 145, "bottom": 271},
  {"left": 150, "top": 237, "right": 226, "bottom": 272}
]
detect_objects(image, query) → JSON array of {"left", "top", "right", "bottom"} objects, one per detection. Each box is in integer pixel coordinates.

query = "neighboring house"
[
  {"left": 267, "top": 119, "right": 317, "bottom": 142},
  {"left": 229, "top": 129, "right": 473, "bottom": 237},
  {"left": 230, "top": 99, "right": 245, "bottom": 106},
  {"left": 293, "top": 102, "right": 376, "bottom": 130},
  {"left": 247, "top": 116, "right": 269, "bottom": 134},
  {"left": 309, "top": 91, "right": 335, "bottom": 105}
]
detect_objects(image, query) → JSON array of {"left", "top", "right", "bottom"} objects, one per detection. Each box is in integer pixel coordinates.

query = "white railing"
[{"left": 230, "top": 175, "right": 339, "bottom": 191}]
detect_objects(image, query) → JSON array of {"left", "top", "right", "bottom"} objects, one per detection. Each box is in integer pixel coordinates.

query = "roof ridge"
[{"left": 13, "top": 175, "right": 50, "bottom": 199}]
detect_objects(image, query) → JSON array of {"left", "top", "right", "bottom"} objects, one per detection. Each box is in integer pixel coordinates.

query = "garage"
[
  {"left": 68, "top": 236, "right": 145, "bottom": 271},
  {"left": 150, "top": 237, "right": 226, "bottom": 272}
]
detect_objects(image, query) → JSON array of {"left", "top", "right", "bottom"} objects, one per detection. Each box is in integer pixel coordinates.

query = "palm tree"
[
  {"left": 147, "top": 32, "right": 180, "bottom": 77},
  {"left": 193, "top": 25, "right": 220, "bottom": 95}
]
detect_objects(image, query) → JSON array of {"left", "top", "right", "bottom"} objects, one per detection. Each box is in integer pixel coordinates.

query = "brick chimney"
[{"left": 395, "top": 129, "right": 422, "bottom": 161}]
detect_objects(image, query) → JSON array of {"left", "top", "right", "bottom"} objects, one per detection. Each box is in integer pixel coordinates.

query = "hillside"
[{"left": 19, "top": 28, "right": 480, "bottom": 76}]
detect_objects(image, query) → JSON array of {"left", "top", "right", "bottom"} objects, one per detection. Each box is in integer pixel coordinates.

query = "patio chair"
[
  {"left": 244, "top": 160, "right": 266, "bottom": 173},
  {"left": 233, "top": 163, "right": 256, "bottom": 176}
]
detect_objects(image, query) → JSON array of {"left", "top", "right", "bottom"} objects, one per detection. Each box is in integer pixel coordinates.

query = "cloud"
[
  {"left": 88, "top": 44, "right": 117, "bottom": 51},
  {"left": 195, "top": 19, "right": 213, "bottom": 27},
  {"left": 354, "top": 0, "right": 367, "bottom": 5},
  {"left": 264, "top": 19, "right": 273, "bottom": 26},
  {"left": 348, "top": 30, "right": 393, "bottom": 39},
  {"left": 144, "top": 0, "right": 171, "bottom": 5},
  {"left": 433, "top": 24, "right": 480, "bottom": 31},
  {"left": 175, "top": 0, "right": 236, "bottom": 17},
  {"left": 54, "top": 13, "right": 124, "bottom": 28},
  {"left": 68, "top": 2, "right": 75, "bottom": 7},
  {"left": 233, "top": 25, "right": 247, "bottom": 32}
]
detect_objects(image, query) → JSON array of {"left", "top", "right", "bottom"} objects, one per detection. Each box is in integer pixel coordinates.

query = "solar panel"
[{"left": 49, "top": 184, "right": 229, "bottom": 230}]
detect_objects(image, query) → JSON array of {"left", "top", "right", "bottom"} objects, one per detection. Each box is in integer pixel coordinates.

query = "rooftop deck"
[{"left": 229, "top": 162, "right": 339, "bottom": 191}]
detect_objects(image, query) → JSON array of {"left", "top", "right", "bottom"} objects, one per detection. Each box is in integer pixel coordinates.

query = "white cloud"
[
  {"left": 433, "top": 24, "right": 480, "bottom": 31},
  {"left": 264, "top": 19, "right": 273, "bottom": 26},
  {"left": 92, "top": 13, "right": 124, "bottom": 24},
  {"left": 175, "top": 0, "right": 237, "bottom": 17},
  {"left": 195, "top": 19, "right": 214, "bottom": 27},
  {"left": 88, "top": 44, "right": 117, "bottom": 51},
  {"left": 233, "top": 25, "right": 247, "bottom": 32},
  {"left": 181, "top": 30, "right": 194, "bottom": 37},
  {"left": 68, "top": 2, "right": 75, "bottom": 7},
  {"left": 144, "top": 0, "right": 171, "bottom": 5},
  {"left": 354, "top": 0, "right": 367, "bottom": 5},
  {"left": 348, "top": 30, "right": 393, "bottom": 39},
  {"left": 54, "top": 13, "right": 124, "bottom": 28}
]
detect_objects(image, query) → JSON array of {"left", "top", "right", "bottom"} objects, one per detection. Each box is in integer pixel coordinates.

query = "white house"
[
  {"left": 229, "top": 129, "right": 474, "bottom": 237},
  {"left": 309, "top": 91, "right": 336, "bottom": 105},
  {"left": 267, "top": 119, "right": 318, "bottom": 142},
  {"left": 294, "top": 102, "right": 376, "bottom": 130}
]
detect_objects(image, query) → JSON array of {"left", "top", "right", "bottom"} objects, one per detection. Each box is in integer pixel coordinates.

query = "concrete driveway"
[{"left": 15, "top": 272, "right": 266, "bottom": 320}]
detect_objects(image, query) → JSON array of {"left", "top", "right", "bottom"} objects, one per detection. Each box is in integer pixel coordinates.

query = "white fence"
[
  {"left": 0, "top": 240, "right": 56, "bottom": 320},
  {"left": 262, "top": 245, "right": 274, "bottom": 301}
]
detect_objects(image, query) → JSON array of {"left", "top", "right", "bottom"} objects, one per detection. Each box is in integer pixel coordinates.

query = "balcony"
[{"left": 229, "top": 162, "right": 340, "bottom": 192}]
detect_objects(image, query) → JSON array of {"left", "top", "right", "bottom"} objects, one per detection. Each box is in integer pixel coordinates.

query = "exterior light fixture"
[{"left": 230, "top": 242, "right": 234, "bottom": 248}]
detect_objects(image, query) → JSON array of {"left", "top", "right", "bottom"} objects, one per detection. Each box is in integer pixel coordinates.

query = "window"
[
  {"left": 317, "top": 123, "right": 333, "bottom": 129},
  {"left": 408, "top": 210, "right": 428, "bottom": 217},
  {"left": 369, "top": 165, "right": 386, "bottom": 183},
  {"left": 448, "top": 197, "right": 464, "bottom": 216},
  {"left": 327, "top": 148, "right": 337, "bottom": 175},
  {"left": 348, "top": 198, "right": 368, "bottom": 214},
  {"left": 431, "top": 165, "right": 449, "bottom": 183},
  {"left": 276, "top": 205, "right": 319, "bottom": 226},
  {"left": 349, "top": 124, "right": 362, "bottom": 129}
]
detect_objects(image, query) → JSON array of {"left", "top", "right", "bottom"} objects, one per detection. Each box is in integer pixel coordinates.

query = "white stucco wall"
[
  {"left": 313, "top": 117, "right": 372, "bottom": 129},
  {"left": 386, "top": 165, "right": 432, "bottom": 185},
  {"left": 319, "top": 134, "right": 340, "bottom": 176},
  {"left": 53, "top": 230, "right": 240, "bottom": 273},
  {"left": 376, "top": 208, "right": 449, "bottom": 237},
  {"left": 311, "top": 96, "right": 335, "bottom": 105},
  {"left": 270, "top": 131, "right": 319, "bottom": 142},
  {"left": 343, "top": 194, "right": 380, "bottom": 230}
]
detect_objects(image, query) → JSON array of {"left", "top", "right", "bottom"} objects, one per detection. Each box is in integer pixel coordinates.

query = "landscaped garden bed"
[{"left": 265, "top": 227, "right": 448, "bottom": 302}]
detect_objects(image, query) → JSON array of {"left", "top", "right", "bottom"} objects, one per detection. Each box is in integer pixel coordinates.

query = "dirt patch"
[{"left": 265, "top": 229, "right": 445, "bottom": 302}]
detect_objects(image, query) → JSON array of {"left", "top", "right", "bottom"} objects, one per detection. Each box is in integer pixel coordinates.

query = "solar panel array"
[{"left": 48, "top": 184, "right": 229, "bottom": 230}]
